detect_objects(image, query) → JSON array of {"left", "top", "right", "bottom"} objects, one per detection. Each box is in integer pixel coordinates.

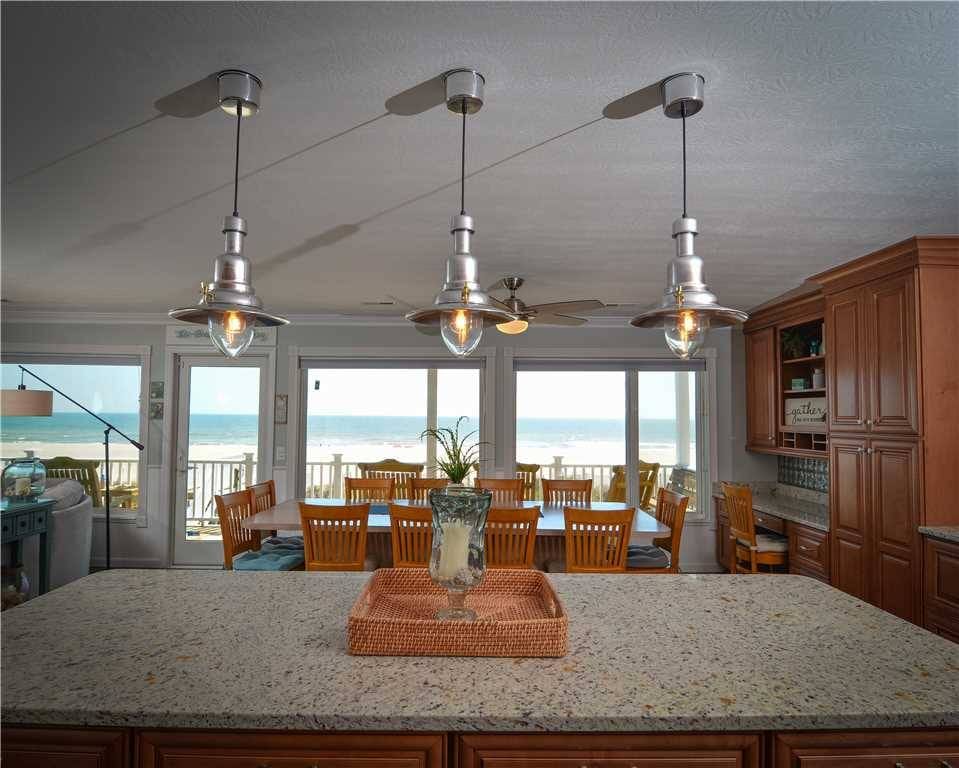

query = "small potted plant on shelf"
[{"left": 781, "top": 328, "right": 808, "bottom": 360}]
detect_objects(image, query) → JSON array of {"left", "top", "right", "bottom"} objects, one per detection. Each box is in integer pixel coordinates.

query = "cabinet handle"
[
  {"left": 867, "top": 448, "right": 874, "bottom": 455},
  {"left": 856, "top": 418, "right": 863, "bottom": 424},
  {"left": 798, "top": 545, "right": 813, "bottom": 552},
  {"left": 857, "top": 447, "right": 865, "bottom": 453}
]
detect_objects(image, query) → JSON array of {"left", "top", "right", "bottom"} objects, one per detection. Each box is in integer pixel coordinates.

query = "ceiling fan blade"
[
  {"left": 384, "top": 74, "right": 447, "bottom": 116},
  {"left": 154, "top": 73, "right": 221, "bottom": 118},
  {"left": 486, "top": 278, "right": 506, "bottom": 292},
  {"left": 532, "top": 313, "right": 588, "bottom": 327},
  {"left": 527, "top": 299, "right": 605, "bottom": 315},
  {"left": 602, "top": 81, "right": 662, "bottom": 120},
  {"left": 488, "top": 296, "right": 514, "bottom": 312}
]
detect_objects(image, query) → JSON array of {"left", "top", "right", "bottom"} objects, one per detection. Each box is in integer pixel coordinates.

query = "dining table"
[{"left": 242, "top": 498, "right": 670, "bottom": 570}]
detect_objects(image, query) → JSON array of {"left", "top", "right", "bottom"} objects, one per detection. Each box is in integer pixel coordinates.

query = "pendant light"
[
  {"left": 405, "top": 69, "right": 516, "bottom": 356},
  {"left": 169, "top": 70, "right": 288, "bottom": 358},
  {"left": 0, "top": 367, "right": 53, "bottom": 416},
  {"left": 630, "top": 73, "right": 747, "bottom": 358}
]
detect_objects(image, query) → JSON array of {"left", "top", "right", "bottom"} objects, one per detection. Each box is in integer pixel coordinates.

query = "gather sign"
[{"left": 784, "top": 397, "right": 827, "bottom": 426}]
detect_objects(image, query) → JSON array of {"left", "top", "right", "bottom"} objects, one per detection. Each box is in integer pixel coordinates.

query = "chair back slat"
[
  {"left": 408, "top": 477, "right": 450, "bottom": 502},
  {"left": 248, "top": 479, "right": 276, "bottom": 514},
  {"left": 215, "top": 490, "right": 261, "bottom": 570},
  {"left": 542, "top": 478, "right": 592, "bottom": 504},
  {"left": 357, "top": 459, "right": 423, "bottom": 500},
  {"left": 388, "top": 504, "right": 433, "bottom": 568},
  {"left": 638, "top": 460, "right": 661, "bottom": 510},
  {"left": 485, "top": 506, "right": 539, "bottom": 569},
  {"left": 721, "top": 483, "right": 756, "bottom": 547},
  {"left": 563, "top": 507, "right": 634, "bottom": 573},
  {"left": 299, "top": 502, "right": 369, "bottom": 571},
  {"left": 344, "top": 477, "right": 394, "bottom": 502},
  {"left": 606, "top": 466, "right": 626, "bottom": 502},
  {"left": 653, "top": 487, "right": 689, "bottom": 572},
  {"left": 514, "top": 462, "right": 541, "bottom": 500},
  {"left": 474, "top": 477, "right": 524, "bottom": 505}
]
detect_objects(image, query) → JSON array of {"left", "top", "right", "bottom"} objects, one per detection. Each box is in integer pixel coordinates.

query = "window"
[
  {"left": 1, "top": 360, "right": 145, "bottom": 515},
  {"left": 515, "top": 370, "right": 625, "bottom": 499},
  {"left": 302, "top": 365, "right": 481, "bottom": 497}
]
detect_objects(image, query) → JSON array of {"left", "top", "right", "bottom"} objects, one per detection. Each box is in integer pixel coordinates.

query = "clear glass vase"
[
  {"left": 427, "top": 486, "right": 491, "bottom": 621},
  {"left": 1, "top": 458, "right": 46, "bottom": 502}
]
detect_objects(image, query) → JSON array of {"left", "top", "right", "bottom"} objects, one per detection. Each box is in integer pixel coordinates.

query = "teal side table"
[{"left": 1, "top": 497, "right": 55, "bottom": 595}]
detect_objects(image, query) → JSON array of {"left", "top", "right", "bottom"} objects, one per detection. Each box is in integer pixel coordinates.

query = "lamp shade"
[{"left": 1, "top": 388, "right": 53, "bottom": 416}]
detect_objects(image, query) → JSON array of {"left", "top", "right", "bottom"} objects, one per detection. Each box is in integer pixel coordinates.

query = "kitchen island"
[{"left": 2, "top": 569, "right": 957, "bottom": 766}]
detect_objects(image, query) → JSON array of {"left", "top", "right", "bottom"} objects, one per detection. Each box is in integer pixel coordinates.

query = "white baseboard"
[
  {"left": 681, "top": 561, "right": 724, "bottom": 573},
  {"left": 90, "top": 557, "right": 165, "bottom": 569}
]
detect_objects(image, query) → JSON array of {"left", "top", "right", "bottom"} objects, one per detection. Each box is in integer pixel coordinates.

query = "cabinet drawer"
[
  {"left": 31, "top": 508, "right": 48, "bottom": 533},
  {"left": 753, "top": 511, "right": 785, "bottom": 535},
  {"left": 2, "top": 726, "right": 130, "bottom": 768},
  {"left": 457, "top": 733, "right": 761, "bottom": 768},
  {"left": 925, "top": 537, "right": 959, "bottom": 614},
  {"left": 774, "top": 730, "right": 959, "bottom": 767},
  {"left": 137, "top": 731, "right": 444, "bottom": 768},
  {"left": 789, "top": 524, "right": 829, "bottom": 574}
]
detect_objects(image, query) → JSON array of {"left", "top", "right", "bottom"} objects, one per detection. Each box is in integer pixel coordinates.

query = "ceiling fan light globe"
[
  {"left": 496, "top": 318, "right": 529, "bottom": 335},
  {"left": 664, "top": 310, "right": 709, "bottom": 359},
  {"left": 208, "top": 311, "right": 256, "bottom": 358},
  {"left": 440, "top": 309, "right": 483, "bottom": 357}
]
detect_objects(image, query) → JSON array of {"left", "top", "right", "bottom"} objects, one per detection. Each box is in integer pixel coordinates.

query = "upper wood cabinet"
[
  {"left": 745, "top": 326, "right": 777, "bottom": 449},
  {"left": 826, "top": 286, "right": 868, "bottom": 433}
]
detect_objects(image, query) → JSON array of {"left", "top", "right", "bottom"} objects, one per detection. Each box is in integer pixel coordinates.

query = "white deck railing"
[{"left": 5, "top": 454, "right": 690, "bottom": 525}]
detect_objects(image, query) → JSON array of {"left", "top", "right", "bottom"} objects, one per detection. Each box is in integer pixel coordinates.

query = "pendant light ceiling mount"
[
  {"left": 169, "top": 69, "right": 288, "bottom": 359},
  {"left": 629, "top": 72, "right": 747, "bottom": 358},
  {"left": 406, "top": 68, "right": 515, "bottom": 357}
]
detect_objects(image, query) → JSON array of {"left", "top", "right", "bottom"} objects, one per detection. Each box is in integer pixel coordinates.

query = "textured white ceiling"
[{"left": 2, "top": 2, "right": 957, "bottom": 317}]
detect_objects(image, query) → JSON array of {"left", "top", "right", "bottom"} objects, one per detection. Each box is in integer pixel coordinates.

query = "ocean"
[{"left": 1, "top": 413, "right": 690, "bottom": 448}]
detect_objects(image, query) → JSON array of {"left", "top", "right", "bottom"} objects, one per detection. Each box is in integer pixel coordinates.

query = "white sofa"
[{"left": 21, "top": 479, "right": 93, "bottom": 594}]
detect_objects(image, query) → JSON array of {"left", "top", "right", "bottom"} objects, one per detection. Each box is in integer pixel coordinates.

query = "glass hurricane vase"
[{"left": 427, "top": 486, "right": 491, "bottom": 621}]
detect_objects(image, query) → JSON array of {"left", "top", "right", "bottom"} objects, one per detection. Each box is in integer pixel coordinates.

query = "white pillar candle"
[
  {"left": 13, "top": 478, "right": 30, "bottom": 496},
  {"left": 435, "top": 521, "right": 472, "bottom": 581}
]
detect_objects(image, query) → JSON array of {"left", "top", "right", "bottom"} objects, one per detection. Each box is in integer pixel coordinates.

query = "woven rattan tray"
[{"left": 347, "top": 568, "right": 568, "bottom": 657}]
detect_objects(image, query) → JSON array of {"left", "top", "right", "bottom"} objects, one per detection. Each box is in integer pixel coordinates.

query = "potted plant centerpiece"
[{"left": 419, "top": 417, "right": 491, "bottom": 620}]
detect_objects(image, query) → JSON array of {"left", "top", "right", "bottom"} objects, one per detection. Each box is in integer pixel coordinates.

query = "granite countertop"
[
  {"left": 919, "top": 526, "right": 959, "bottom": 545},
  {"left": 713, "top": 482, "right": 829, "bottom": 532},
  {"left": 3, "top": 569, "right": 957, "bottom": 733}
]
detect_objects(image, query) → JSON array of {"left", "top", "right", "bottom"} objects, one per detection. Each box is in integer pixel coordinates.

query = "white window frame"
[
  {"left": 1, "top": 344, "right": 151, "bottom": 526},
  {"left": 506, "top": 346, "right": 717, "bottom": 523},
  {"left": 287, "top": 347, "right": 496, "bottom": 500}
]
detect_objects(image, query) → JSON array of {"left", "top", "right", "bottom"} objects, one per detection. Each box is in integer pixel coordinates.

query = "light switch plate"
[{"left": 275, "top": 445, "right": 286, "bottom": 464}]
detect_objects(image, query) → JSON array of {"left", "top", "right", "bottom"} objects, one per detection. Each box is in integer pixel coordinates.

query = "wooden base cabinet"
[
  {"left": 456, "top": 733, "right": 763, "bottom": 768},
  {"left": 924, "top": 536, "right": 959, "bottom": 643},
  {"left": 774, "top": 730, "right": 959, "bottom": 767},
  {"left": 1, "top": 727, "right": 130, "bottom": 768}
]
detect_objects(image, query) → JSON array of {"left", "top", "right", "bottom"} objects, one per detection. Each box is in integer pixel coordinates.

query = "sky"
[{"left": 1, "top": 363, "right": 140, "bottom": 413}]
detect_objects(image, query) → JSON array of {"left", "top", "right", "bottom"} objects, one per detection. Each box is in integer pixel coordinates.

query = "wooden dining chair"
[
  {"left": 299, "top": 502, "right": 370, "bottom": 571},
  {"left": 605, "top": 466, "right": 626, "bottom": 502},
  {"left": 388, "top": 503, "right": 433, "bottom": 568},
  {"left": 357, "top": 459, "right": 423, "bottom": 500},
  {"left": 214, "top": 490, "right": 263, "bottom": 570},
  {"left": 721, "top": 482, "right": 788, "bottom": 574},
  {"left": 248, "top": 479, "right": 276, "bottom": 514},
  {"left": 474, "top": 477, "right": 524, "bottom": 505},
  {"left": 485, "top": 506, "right": 539, "bottom": 569},
  {"left": 627, "top": 488, "right": 688, "bottom": 574},
  {"left": 408, "top": 477, "right": 450, "bottom": 502},
  {"left": 638, "top": 460, "right": 661, "bottom": 510},
  {"left": 344, "top": 476, "right": 394, "bottom": 503},
  {"left": 563, "top": 507, "right": 635, "bottom": 573},
  {"left": 542, "top": 478, "right": 593, "bottom": 504},
  {"left": 515, "top": 462, "right": 541, "bottom": 500}
]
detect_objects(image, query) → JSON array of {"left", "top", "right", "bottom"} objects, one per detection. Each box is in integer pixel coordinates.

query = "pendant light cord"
[
  {"left": 232, "top": 101, "right": 242, "bottom": 217},
  {"left": 681, "top": 101, "right": 687, "bottom": 218},
  {"left": 460, "top": 101, "right": 467, "bottom": 215}
]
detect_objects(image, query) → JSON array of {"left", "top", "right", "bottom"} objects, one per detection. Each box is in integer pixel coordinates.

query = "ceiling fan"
[{"left": 490, "top": 277, "right": 604, "bottom": 334}]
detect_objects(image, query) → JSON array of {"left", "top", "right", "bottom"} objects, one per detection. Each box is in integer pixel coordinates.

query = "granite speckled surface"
[
  {"left": 713, "top": 482, "right": 829, "bottom": 531},
  {"left": 3, "top": 569, "right": 957, "bottom": 732},
  {"left": 920, "top": 526, "right": 959, "bottom": 544}
]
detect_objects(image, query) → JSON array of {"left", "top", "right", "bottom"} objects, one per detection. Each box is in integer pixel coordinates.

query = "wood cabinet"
[
  {"left": 826, "top": 272, "right": 919, "bottom": 436},
  {"left": 715, "top": 497, "right": 733, "bottom": 572},
  {"left": 456, "top": 733, "right": 762, "bottom": 768},
  {"left": 136, "top": 731, "right": 445, "bottom": 767},
  {"left": 924, "top": 536, "right": 959, "bottom": 643},
  {"left": 1, "top": 727, "right": 130, "bottom": 768},
  {"left": 774, "top": 730, "right": 959, "bottom": 766},
  {"left": 746, "top": 326, "right": 778, "bottom": 449}
]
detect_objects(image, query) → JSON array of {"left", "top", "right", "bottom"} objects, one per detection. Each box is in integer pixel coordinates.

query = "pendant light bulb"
[
  {"left": 664, "top": 309, "right": 709, "bottom": 359},
  {"left": 441, "top": 309, "right": 483, "bottom": 357},
  {"left": 208, "top": 309, "right": 255, "bottom": 358}
]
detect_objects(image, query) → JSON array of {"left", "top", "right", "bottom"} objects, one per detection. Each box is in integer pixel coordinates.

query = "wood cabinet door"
[
  {"left": 924, "top": 537, "right": 959, "bottom": 641},
  {"left": 456, "top": 733, "right": 761, "bottom": 768},
  {"left": 715, "top": 504, "right": 731, "bottom": 572},
  {"left": 745, "top": 327, "right": 778, "bottom": 448},
  {"left": 870, "top": 439, "right": 921, "bottom": 623},
  {"left": 788, "top": 523, "right": 829, "bottom": 579},
  {"left": 829, "top": 437, "right": 870, "bottom": 601},
  {"left": 826, "top": 287, "right": 868, "bottom": 433},
  {"left": 865, "top": 271, "right": 919, "bottom": 435},
  {"left": 1, "top": 727, "right": 129, "bottom": 768},
  {"left": 774, "top": 730, "right": 959, "bottom": 767},
  {"left": 137, "top": 731, "right": 444, "bottom": 768}
]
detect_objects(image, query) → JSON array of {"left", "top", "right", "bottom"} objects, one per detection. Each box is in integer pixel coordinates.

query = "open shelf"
[
  {"left": 782, "top": 354, "right": 825, "bottom": 365},
  {"left": 784, "top": 387, "right": 825, "bottom": 395},
  {"left": 779, "top": 317, "right": 827, "bottom": 456},
  {"left": 779, "top": 423, "right": 826, "bottom": 434}
]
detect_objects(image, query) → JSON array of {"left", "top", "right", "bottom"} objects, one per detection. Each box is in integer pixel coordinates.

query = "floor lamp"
[{"left": 1, "top": 365, "right": 145, "bottom": 569}]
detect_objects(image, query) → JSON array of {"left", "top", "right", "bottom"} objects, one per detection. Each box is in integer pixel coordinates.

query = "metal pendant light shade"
[
  {"left": 406, "top": 69, "right": 516, "bottom": 356},
  {"left": 169, "top": 70, "right": 288, "bottom": 357},
  {"left": 629, "top": 72, "right": 747, "bottom": 357}
]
